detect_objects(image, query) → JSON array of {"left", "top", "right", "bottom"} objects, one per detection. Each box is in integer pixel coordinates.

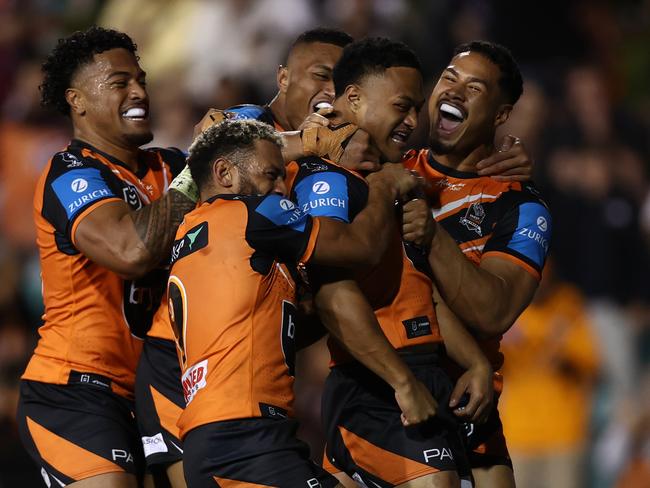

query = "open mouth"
[
  {"left": 390, "top": 128, "right": 411, "bottom": 147},
  {"left": 312, "top": 98, "right": 334, "bottom": 113},
  {"left": 314, "top": 102, "right": 333, "bottom": 112},
  {"left": 121, "top": 107, "right": 148, "bottom": 121},
  {"left": 437, "top": 102, "right": 466, "bottom": 132}
]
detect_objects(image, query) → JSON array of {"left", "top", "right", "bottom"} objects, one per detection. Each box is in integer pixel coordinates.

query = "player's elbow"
[
  {"left": 110, "top": 244, "right": 155, "bottom": 280},
  {"left": 478, "top": 315, "right": 516, "bottom": 338}
]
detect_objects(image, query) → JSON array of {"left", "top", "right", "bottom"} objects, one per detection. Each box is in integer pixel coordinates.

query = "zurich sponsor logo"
[
  {"left": 312, "top": 180, "right": 330, "bottom": 195},
  {"left": 302, "top": 198, "right": 346, "bottom": 212},
  {"left": 67, "top": 188, "right": 112, "bottom": 215},
  {"left": 279, "top": 199, "right": 295, "bottom": 211},
  {"left": 537, "top": 215, "right": 548, "bottom": 232},
  {"left": 71, "top": 178, "right": 88, "bottom": 193},
  {"left": 518, "top": 227, "right": 550, "bottom": 252}
]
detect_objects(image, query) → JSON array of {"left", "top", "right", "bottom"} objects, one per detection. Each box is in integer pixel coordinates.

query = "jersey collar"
[
  {"left": 69, "top": 139, "right": 149, "bottom": 179},
  {"left": 427, "top": 150, "right": 479, "bottom": 179}
]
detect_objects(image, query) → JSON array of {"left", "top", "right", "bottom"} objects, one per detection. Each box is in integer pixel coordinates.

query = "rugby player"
[
  {"left": 285, "top": 37, "right": 496, "bottom": 488},
  {"left": 15, "top": 27, "right": 198, "bottom": 488},
  {"left": 170, "top": 118, "right": 428, "bottom": 486},
  {"left": 401, "top": 41, "right": 553, "bottom": 488}
]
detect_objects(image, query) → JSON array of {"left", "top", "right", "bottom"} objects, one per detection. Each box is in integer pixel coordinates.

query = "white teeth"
[
  {"left": 315, "top": 102, "right": 333, "bottom": 110},
  {"left": 123, "top": 107, "right": 146, "bottom": 118},
  {"left": 440, "top": 103, "right": 463, "bottom": 120}
]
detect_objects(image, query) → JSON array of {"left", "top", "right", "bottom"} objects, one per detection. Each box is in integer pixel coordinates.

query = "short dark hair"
[
  {"left": 291, "top": 27, "right": 353, "bottom": 51},
  {"left": 188, "top": 119, "right": 283, "bottom": 191},
  {"left": 40, "top": 26, "right": 138, "bottom": 116},
  {"left": 453, "top": 41, "right": 523, "bottom": 105},
  {"left": 333, "top": 37, "right": 422, "bottom": 97}
]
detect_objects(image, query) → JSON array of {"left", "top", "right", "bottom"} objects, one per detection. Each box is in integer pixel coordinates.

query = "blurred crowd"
[{"left": 1, "top": 0, "right": 649, "bottom": 486}]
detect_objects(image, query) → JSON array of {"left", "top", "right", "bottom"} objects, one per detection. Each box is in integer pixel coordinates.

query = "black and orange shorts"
[
  {"left": 135, "top": 337, "right": 185, "bottom": 470},
  {"left": 462, "top": 398, "right": 512, "bottom": 470},
  {"left": 16, "top": 378, "right": 144, "bottom": 484},
  {"left": 321, "top": 353, "right": 466, "bottom": 487},
  {"left": 183, "top": 417, "right": 339, "bottom": 487}
]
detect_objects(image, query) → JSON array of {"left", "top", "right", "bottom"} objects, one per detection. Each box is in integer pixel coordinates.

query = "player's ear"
[
  {"left": 65, "top": 88, "right": 86, "bottom": 115},
  {"left": 277, "top": 65, "right": 289, "bottom": 93},
  {"left": 494, "top": 104, "right": 512, "bottom": 128},
  {"left": 213, "top": 158, "right": 234, "bottom": 188},
  {"left": 344, "top": 84, "right": 362, "bottom": 113}
]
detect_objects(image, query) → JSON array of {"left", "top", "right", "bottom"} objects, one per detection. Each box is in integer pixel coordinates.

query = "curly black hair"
[
  {"left": 188, "top": 119, "right": 283, "bottom": 192},
  {"left": 40, "top": 26, "right": 137, "bottom": 116},
  {"left": 453, "top": 41, "right": 523, "bottom": 105},
  {"left": 333, "top": 37, "right": 422, "bottom": 97}
]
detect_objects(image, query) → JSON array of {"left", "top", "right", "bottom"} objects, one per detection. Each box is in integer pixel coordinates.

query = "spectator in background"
[{"left": 500, "top": 259, "right": 600, "bottom": 488}]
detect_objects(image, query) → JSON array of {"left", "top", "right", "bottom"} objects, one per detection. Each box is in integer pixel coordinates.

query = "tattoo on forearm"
[{"left": 131, "top": 189, "right": 196, "bottom": 261}]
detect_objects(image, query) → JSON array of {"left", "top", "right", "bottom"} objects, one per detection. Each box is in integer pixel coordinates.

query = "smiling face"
[
  {"left": 69, "top": 48, "right": 153, "bottom": 148},
  {"left": 280, "top": 42, "right": 343, "bottom": 130},
  {"left": 428, "top": 51, "right": 511, "bottom": 156},
  {"left": 346, "top": 66, "right": 425, "bottom": 162}
]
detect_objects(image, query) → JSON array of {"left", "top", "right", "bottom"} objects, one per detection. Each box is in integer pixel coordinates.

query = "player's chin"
[
  {"left": 124, "top": 129, "right": 154, "bottom": 147},
  {"left": 383, "top": 140, "right": 407, "bottom": 162},
  {"left": 428, "top": 136, "right": 455, "bottom": 155}
]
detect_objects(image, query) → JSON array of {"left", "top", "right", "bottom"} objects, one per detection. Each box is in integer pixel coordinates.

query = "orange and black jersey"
[
  {"left": 286, "top": 157, "right": 443, "bottom": 365},
  {"left": 226, "top": 104, "right": 286, "bottom": 131},
  {"left": 168, "top": 193, "right": 321, "bottom": 438},
  {"left": 23, "top": 139, "right": 185, "bottom": 399},
  {"left": 403, "top": 149, "right": 552, "bottom": 370}
]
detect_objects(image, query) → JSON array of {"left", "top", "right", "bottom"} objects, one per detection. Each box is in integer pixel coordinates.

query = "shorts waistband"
[
  {"left": 396, "top": 343, "right": 441, "bottom": 365},
  {"left": 68, "top": 370, "right": 112, "bottom": 390}
]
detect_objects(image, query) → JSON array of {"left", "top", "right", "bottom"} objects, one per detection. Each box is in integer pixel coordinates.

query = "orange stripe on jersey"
[
  {"left": 69, "top": 197, "right": 123, "bottom": 246},
  {"left": 284, "top": 161, "right": 300, "bottom": 195},
  {"left": 433, "top": 192, "right": 500, "bottom": 222},
  {"left": 339, "top": 426, "right": 439, "bottom": 485},
  {"left": 459, "top": 235, "right": 490, "bottom": 253},
  {"left": 300, "top": 216, "right": 321, "bottom": 264},
  {"left": 482, "top": 251, "right": 541, "bottom": 281},
  {"left": 213, "top": 476, "right": 274, "bottom": 487},
  {"left": 27, "top": 416, "right": 123, "bottom": 479},
  {"left": 322, "top": 452, "right": 341, "bottom": 474},
  {"left": 150, "top": 385, "right": 183, "bottom": 438}
]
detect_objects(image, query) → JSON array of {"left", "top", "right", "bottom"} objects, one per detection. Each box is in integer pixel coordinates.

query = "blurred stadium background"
[{"left": 0, "top": 1, "right": 649, "bottom": 486}]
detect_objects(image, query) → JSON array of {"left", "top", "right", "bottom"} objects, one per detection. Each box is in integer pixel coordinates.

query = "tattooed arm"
[{"left": 74, "top": 189, "right": 195, "bottom": 279}]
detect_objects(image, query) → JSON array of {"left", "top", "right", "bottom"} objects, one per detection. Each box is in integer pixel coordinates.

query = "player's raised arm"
[
  {"left": 74, "top": 179, "right": 197, "bottom": 280},
  {"left": 403, "top": 197, "right": 549, "bottom": 337},
  {"left": 309, "top": 163, "right": 420, "bottom": 268}
]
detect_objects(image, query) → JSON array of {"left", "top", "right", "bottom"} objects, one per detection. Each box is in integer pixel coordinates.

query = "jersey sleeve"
[
  {"left": 226, "top": 104, "right": 276, "bottom": 126},
  {"left": 43, "top": 154, "right": 121, "bottom": 241},
  {"left": 482, "top": 200, "right": 552, "bottom": 279},
  {"left": 246, "top": 194, "right": 320, "bottom": 264},
  {"left": 293, "top": 170, "right": 352, "bottom": 222}
]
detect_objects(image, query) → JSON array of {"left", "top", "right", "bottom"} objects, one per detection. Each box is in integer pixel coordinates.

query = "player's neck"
[
  {"left": 73, "top": 126, "right": 140, "bottom": 171},
  {"left": 434, "top": 143, "right": 494, "bottom": 173},
  {"left": 268, "top": 94, "right": 292, "bottom": 131}
]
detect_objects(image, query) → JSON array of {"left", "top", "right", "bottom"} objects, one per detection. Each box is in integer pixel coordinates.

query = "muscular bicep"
[
  {"left": 310, "top": 217, "right": 376, "bottom": 269},
  {"left": 478, "top": 256, "right": 538, "bottom": 335},
  {"left": 74, "top": 200, "right": 150, "bottom": 279}
]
